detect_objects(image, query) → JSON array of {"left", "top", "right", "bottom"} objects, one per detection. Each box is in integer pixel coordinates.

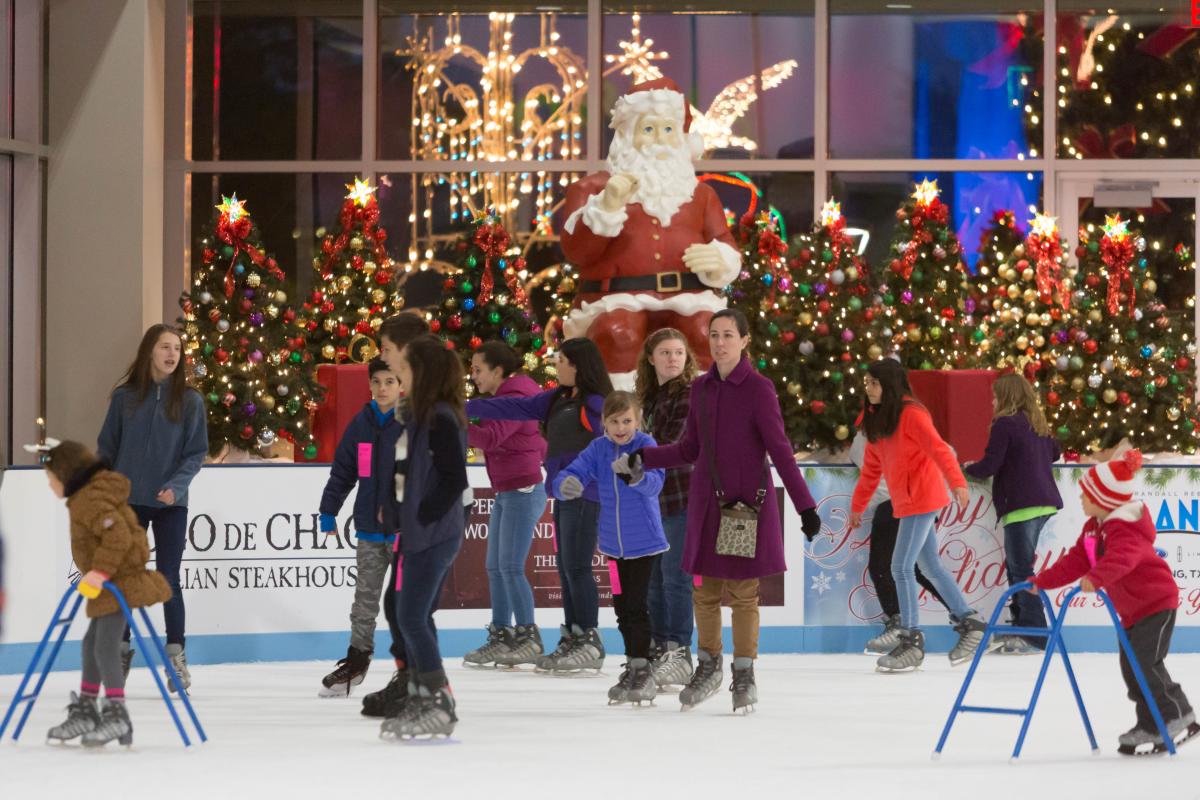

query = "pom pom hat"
[
  {"left": 1080, "top": 449, "right": 1144, "bottom": 512},
  {"left": 610, "top": 77, "right": 706, "bottom": 159}
]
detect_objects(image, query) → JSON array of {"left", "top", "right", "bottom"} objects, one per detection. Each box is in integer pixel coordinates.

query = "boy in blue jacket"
[
  {"left": 554, "top": 391, "right": 667, "bottom": 706},
  {"left": 317, "top": 358, "right": 404, "bottom": 696}
]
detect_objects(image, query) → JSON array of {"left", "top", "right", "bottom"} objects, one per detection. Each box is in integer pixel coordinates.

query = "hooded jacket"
[
  {"left": 1034, "top": 501, "right": 1178, "bottom": 628},
  {"left": 319, "top": 400, "right": 404, "bottom": 541},
  {"left": 467, "top": 374, "right": 547, "bottom": 492},
  {"left": 553, "top": 430, "right": 667, "bottom": 560}
]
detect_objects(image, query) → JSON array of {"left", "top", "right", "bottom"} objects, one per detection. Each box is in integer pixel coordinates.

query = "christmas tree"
[
  {"left": 881, "top": 180, "right": 977, "bottom": 370},
  {"left": 302, "top": 178, "right": 406, "bottom": 364},
  {"left": 1043, "top": 215, "right": 1199, "bottom": 456},
  {"left": 970, "top": 210, "right": 1025, "bottom": 326},
  {"left": 432, "top": 211, "right": 552, "bottom": 391},
  {"left": 983, "top": 212, "right": 1075, "bottom": 374},
  {"left": 180, "top": 194, "right": 324, "bottom": 460}
]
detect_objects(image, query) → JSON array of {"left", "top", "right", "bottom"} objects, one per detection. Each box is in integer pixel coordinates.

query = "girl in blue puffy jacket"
[{"left": 554, "top": 391, "right": 667, "bottom": 705}]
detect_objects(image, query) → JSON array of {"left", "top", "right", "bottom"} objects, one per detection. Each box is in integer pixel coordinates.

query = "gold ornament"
[
  {"left": 348, "top": 333, "right": 379, "bottom": 363},
  {"left": 339, "top": 275, "right": 353, "bottom": 291},
  {"left": 799, "top": 312, "right": 814, "bottom": 326},
  {"left": 835, "top": 425, "right": 850, "bottom": 441},
  {"left": 845, "top": 267, "right": 858, "bottom": 282},
  {"left": 1016, "top": 336, "right": 1029, "bottom": 350},
  {"left": 350, "top": 236, "right": 364, "bottom": 251},
  {"left": 1071, "top": 377, "right": 1085, "bottom": 391},
  {"left": 312, "top": 257, "right": 322, "bottom": 269},
  {"left": 1023, "top": 289, "right": 1037, "bottom": 304},
  {"left": 1103, "top": 388, "right": 1118, "bottom": 404},
  {"left": 1168, "top": 407, "right": 1182, "bottom": 421},
  {"left": 559, "top": 277, "right": 576, "bottom": 293},
  {"left": 1143, "top": 279, "right": 1157, "bottom": 294},
  {"left": 497, "top": 294, "right": 510, "bottom": 307},
  {"left": 787, "top": 382, "right": 802, "bottom": 396},
  {"left": 1033, "top": 335, "right": 1046, "bottom": 349},
  {"left": 867, "top": 344, "right": 883, "bottom": 360},
  {"left": 324, "top": 318, "right": 337, "bottom": 332},
  {"left": 446, "top": 297, "right": 459, "bottom": 310},
  {"left": 267, "top": 304, "right": 280, "bottom": 319},
  {"left": 1088, "top": 309, "right": 1103, "bottom": 323},
  {"left": 1025, "top": 312, "right": 1041, "bottom": 327},
  {"left": 247, "top": 272, "right": 262, "bottom": 288},
  {"left": 1021, "top": 268, "right": 1034, "bottom": 282},
  {"left": 391, "top": 295, "right": 405, "bottom": 309},
  {"left": 370, "top": 317, "right": 383, "bottom": 330},
  {"left": 357, "top": 306, "right": 371, "bottom": 318},
  {"left": 371, "top": 289, "right": 387, "bottom": 304},
  {"left": 262, "top": 395, "right": 276, "bottom": 411},
  {"left": 1013, "top": 244, "right": 1025, "bottom": 258},
  {"left": 275, "top": 290, "right": 287, "bottom": 304},
  {"left": 907, "top": 328, "right": 922, "bottom": 343},
  {"left": 1007, "top": 285, "right": 1020, "bottom": 300},
  {"left": 321, "top": 344, "right": 336, "bottom": 360}
]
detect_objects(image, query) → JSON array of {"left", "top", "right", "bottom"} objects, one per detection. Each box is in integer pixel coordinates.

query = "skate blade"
[
  {"left": 318, "top": 679, "right": 364, "bottom": 698},
  {"left": 875, "top": 664, "right": 922, "bottom": 673},
  {"left": 462, "top": 660, "right": 501, "bottom": 669},
  {"left": 1121, "top": 722, "right": 1200, "bottom": 755},
  {"left": 734, "top": 705, "right": 756, "bottom": 715}
]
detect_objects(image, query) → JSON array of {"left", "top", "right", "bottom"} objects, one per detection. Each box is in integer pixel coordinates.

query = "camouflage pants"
[{"left": 350, "top": 539, "right": 393, "bottom": 653}]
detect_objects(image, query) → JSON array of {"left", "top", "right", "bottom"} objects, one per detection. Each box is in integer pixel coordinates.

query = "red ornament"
[
  {"left": 444, "top": 278, "right": 456, "bottom": 290},
  {"left": 1118, "top": 391, "right": 1132, "bottom": 406},
  {"left": 445, "top": 340, "right": 457, "bottom": 350},
  {"left": 940, "top": 307, "right": 956, "bottom": 320},
  {"left": 355, "top": 320, "right": 372, "bottom": 334},
  {"left": 840, "top": 352, "right": 852, "bottom": 363},
  {"left": 816, "top": 323, "right": 830, "bottom": 337},
  {"left": 1075, "top": 245, "right": 1086, "bottom": 259},
  {"left": 222, "top": 392, "right": 236, "bottom": 407},
  {"left": 798, "top": 249, "right": 813, "bottom": 262},
  {"left": 1178, "top": 357, "right": 1191, "bottom": 371},
  {"left": 1064, "top": 448, "right": 1080, "bottom": 463},
  {"left": 311, "top": 290, "right": 325, "bottom": 304},
  {"left": 215, "top": 349, "right": 229, "bottom": 364},
  {"left": 470, "top": 336, "right": 483, "bottom": 350},
  {"left": 208, "top": 309, "right": 222, "bottom": 323},
  {"left": 375, "top": 270, "right": 392, "bottom": 286},
  {"left": 817, "top": 300, "right": 831, "bottom": 315},
  {"left": 782, "top": 331, "right": 796, "bottom": 344},
  {"left": 864, "top": 309, "right": 875, "bottom": 321},
  {"left": 305, "top": 320, "right": 318, "bottom": 332},
  {"left": 430, "top": 319, "right": 442, "bottom": 333},
  {"left": 336, "top": 324, "right": 350, "bottom": 338},
  {"left": 351, "top": 255, "right": 364, "bottom": 270},
  {"left": 240, "top": 299, "right": 253, "bottom": 312},
  {"left": 448, "top": 315, "right": 463, "bottom": 331},
  {"left": 284, "top": 309, "right": 296, "bottom": 323},
  {"left": 1046, "top": 391, "right": 1060, "bottom": 406},
  {"left": 1085, "top": 274, "right": 1101, "bottom": 289},
  {"left": 1083, "top": 340, "right": 1098, "bottom": 355},
  {"left": 335, "top": 346, "right": 348, "bottom": 361},
  {"left": 240, "top": 425, "right": 254, "bottom": 440},
  {"left": 811, "top": 400, "right": 826, "bottom": 415}
]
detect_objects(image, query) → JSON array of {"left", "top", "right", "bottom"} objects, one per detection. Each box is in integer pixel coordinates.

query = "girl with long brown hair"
[
  {"left": 97, "top": 324, "right": 207, "bottom": 690},
  {"left": 965, "top": 373, "right": 1062, "bottom": 653}
]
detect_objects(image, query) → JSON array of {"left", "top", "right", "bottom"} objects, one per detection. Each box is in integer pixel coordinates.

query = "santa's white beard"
[{"left": 607, "top": 140, "right": 698, "bottom": 226}]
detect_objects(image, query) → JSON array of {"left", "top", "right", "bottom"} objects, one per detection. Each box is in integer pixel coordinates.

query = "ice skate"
[
  {"left": 876, "top": 629, "right": 924, "bottom": 673},
  {"left": 380, "top": 685, "right": 457, "bottom": 741},
  {"left": 608, "top": 659, "right": 655, "bottom": 706},
  {"left": 534, "top": 625, "right": 576, "bottom": 672},
  {"left": 319, "top": 645, "right": 371, "bottom": 697},
  {"left": 361, "top": 668, "right": 409, "bottom": 718},
  {"left": 165, "top": 643, "right": 192, "bottom": 693},
  {"left": 1118, "top": 712, "right": 1199, "bottom": 756},
  {"left": 462, "top": 624, "right": 514, "bottom": 668},
  {"left": 994, "top": 634, "right": 1043, "bottom": 655},
  {"left": 549, "top": 626, "right": 604, "bottom": 674},
  {"left": 80, "top": 700, "right": 133, "bottom": 748},
  {"left": 948, "top": 612, "right": 992, "bottom": 666},
  {"left": 730, "top": 662, "right": 757, "bottom": 714},
  {"left": 495, "top": 624, "right": 543, "bottom": 668},
  {"left": 46, "top": 692, "right": 100, "bottom": 743},
  {"left": 120, "top": 642, "right": 134, "bottom": 680},
  {"left": 651, "top": 643, "right": 693, "bottom": 689},
  {"left": 864, "top": 614, "right": 902, "bottom": 655},
  {"left": 679, "top": 651, "right": 722, "bottom": 710},
  {"left": 608, "top": 663, "right": 635, "bottom": 705}
]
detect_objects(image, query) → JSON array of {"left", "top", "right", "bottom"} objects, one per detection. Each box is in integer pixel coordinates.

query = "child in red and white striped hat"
[{"left": 1033, "top": 449, "right": 1196, "bottom": 754}]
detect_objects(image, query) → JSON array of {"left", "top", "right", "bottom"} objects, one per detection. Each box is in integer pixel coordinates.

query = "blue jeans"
[
  {"left": 395, "top": 536, "right": 462, "bottom": 674},
  {"left": 648, "top": 511, "right": 693, "bottom": 647},
  {"left": 891, "top": 511, "right": 973, "bottom": 630},
  {"left": 1004, "top": 515, "right": 1051, "bottom": 641},
  {"left": 553, "top": 498, "right": 600, "bottom": 630},
  {"left": 129, "top": 505, "right": 188, "bottom": 646},
  {"left": 487, "top": 486, "right": 546, "bottom": 627}
]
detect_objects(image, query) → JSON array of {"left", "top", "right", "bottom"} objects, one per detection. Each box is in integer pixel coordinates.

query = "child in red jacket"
[{"left": 1032, "top": 450, "right": 1196, "bottom": 754}]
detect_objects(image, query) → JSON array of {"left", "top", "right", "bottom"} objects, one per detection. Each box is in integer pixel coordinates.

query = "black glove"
[
  {"left": 800, "top": 508, "right": 822, "bottom": 541},
  {"left": 628, "top": 449, "right": 644, "bottom": 471}
]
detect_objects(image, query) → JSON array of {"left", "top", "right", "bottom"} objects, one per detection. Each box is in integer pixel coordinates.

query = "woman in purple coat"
[{"left": 616, "top": 308, "right": 822, "bottom": 713}]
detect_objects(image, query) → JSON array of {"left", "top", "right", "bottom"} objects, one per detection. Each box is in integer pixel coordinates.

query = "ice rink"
[{"left": 2, "top": 652, "right": 1197, "bottom": 798}]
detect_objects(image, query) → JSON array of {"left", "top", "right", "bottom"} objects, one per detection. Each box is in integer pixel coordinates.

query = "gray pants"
[
  {"left": 350, "top": 539, "right": 393, "bottom": 653},
  {"left": 82, "top": 612, "right": 125, "bottom": 691},
  {"left": 1120, "top": 609, "right": 1193, "bottom": 731}
]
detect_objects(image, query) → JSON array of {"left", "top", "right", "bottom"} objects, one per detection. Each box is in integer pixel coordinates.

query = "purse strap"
[{"left": 698, "top": 385, "right": 768, "bottom": 509}]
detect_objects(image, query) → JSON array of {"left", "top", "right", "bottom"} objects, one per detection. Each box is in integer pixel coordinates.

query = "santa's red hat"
[
  {"left": 610, "top": 78, "right": 706, "bottom": 159},
  {"left": 1081, "top": 448, "right": 1143, "bottom": 512}
]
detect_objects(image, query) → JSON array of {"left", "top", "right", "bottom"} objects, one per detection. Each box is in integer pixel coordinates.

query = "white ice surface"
[{"left": 2, "top": 654, "right": 1197, "bottom": 798}]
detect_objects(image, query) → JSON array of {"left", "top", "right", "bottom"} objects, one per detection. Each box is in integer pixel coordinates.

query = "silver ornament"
[
  {"left": 1087, "top": 374, "right": 1102, "bottom": 389},
  {"left": 1101, "top": 358, "right": 1115, "bottom": 374},
  {"left": 216, "top": 319, "right": 230, "bottom": 332},
  {"left": 194, "top": 363, "right": 208, "bottom": 378},
  {"left": 198, "top": 291, "right": 213, "bottom": 304},
  {"left": 1135, "top": 237, "right": 1146, "bottom": 252},
  {"left": 1134, "top": 308, "right": 1144, "bottom": 321},
  {"left": 1056, "top": 356, "right": 1069, "bottom": 371},
  {"left": 798, "top": 341, "right": 815, "bottom": 356},
  {"left": 257, "top": 428, "right": 277, "bottom": 449},
  {"left": 276, "top": 384, "right": 289, "bottom": 397},
  {"left": 830, "top": 269, "right": 845, "bottom": 286}
]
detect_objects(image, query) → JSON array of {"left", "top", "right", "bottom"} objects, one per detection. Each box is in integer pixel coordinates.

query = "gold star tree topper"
[
  {"left": 1029, "top": 212, "right": 1058, "bottom": 239},
  {"left": 216, "top": 193, "right": 248, "bottom": 223},
  {"left": 1102, "top": 213, "right": 1130, "bottom": 241},
  {"left": 819, "top": 199, "right": 842, "bottom": 228},
  {"left": 345, "top": 178, "right": 378, "bottom": 207},
  {"left": 911, "top": 179, "right": 940, "bottom": 206}
]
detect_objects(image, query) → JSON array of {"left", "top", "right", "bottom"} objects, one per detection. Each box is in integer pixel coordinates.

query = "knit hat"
[
  {"left": 1080, "top": 448, "right": 1143, "bottom": 512},
  {"left": 610, "top": 78, "right": 706, "bottom": 158}
]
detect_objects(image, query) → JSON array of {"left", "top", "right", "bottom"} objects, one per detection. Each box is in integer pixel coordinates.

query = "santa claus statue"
[{"left": 560, "top": 78, "right": 741, "bottom": 387}]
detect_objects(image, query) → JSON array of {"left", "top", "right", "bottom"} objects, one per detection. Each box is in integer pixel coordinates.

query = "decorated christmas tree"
[
  {"left": 983, "top": 212, "right": 1075, "bottom": 373},
  {"left": 180, "top": 194, "right": 324, "bottom": 459},
  {"left": 1043, "top": 215, "right": 1199, "bottom": 456},
  {"left": 970, "top": 209, "right": 1025, "bottom": 326},
  {"left": 432, "top": 211, "right": 552, "bottom": 391},
  {"left": 880, "top": 180, "right": 977, "bottom": 370},
  {"left": 302, "top": 178, "right": 406, "bottom": 364}
]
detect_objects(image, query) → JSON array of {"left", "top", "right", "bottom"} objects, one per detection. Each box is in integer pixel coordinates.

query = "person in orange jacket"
[{"left": 848, "top": 359, "right": 989, "bottom": 673}]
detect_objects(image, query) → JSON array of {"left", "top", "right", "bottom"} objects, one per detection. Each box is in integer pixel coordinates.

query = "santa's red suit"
[{"left": 559, "top": 80, "right": 741, "bottom": 384}]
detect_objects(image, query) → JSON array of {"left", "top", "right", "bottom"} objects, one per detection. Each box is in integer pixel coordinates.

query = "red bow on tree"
[
  {"left": 1073, "top": 124, "right": 1137, "bottom": 159},
  {"left": 1025, "top": 231, "right": 1067, "bottom": 308},
  {"left": 215, "top": 214, "right": 261, "bottom": 299},
  {"left": 1100, "top": 234, "right": 1136, "bottom": 317},
  {"left": 473, "top": 223, "right": 513, "bottom": 307}
]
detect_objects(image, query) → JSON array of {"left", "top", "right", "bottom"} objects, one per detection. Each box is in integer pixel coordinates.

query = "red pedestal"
[
  {"left": 907, "top": 369, "right": 1002, "bottom": 464},
  {"left": 312, "top": 364, "right": 372, "bottom": 462}
]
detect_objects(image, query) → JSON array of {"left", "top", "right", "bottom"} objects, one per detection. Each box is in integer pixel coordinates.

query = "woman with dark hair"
[
  {"left": 618, "top": 309, "right": 822, "bottom": 712},
  {"left": 848, "top": 359, "right": 986, "bottom": 673},
  {"left": 379, "top": 334, "right": 469, "bottom": 739},
  {"left": 467, "top": 337, "right": 612, "bottom": 673},
  {"left": 97, "top": 324, "right": 207, "bottom": 690},
  {"left": 462, "top": 341, "right": 548, "bottom": 668}
]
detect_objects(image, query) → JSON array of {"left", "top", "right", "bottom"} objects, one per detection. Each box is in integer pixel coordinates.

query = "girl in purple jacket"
[
  {"left": 463, "top": 342, "right": 548, "bottom": 669},
  {"left": 617, "top": 309, "right": 821, "bottom": 713},
  {"left": 964, "top": 373, "right": 1061, "bottom": 654}
]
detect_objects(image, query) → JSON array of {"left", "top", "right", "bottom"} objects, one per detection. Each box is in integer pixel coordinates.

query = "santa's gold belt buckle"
[{"left": 655, "top": 271, "right": 683, "bottom": 293}]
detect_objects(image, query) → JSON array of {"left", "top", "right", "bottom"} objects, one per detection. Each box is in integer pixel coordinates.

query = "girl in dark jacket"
[
  {"left": 467, "top": 337, "right": 612, "bottom": 673},
  {"left": 379, "top": 335, "right": 469, "bottom": 741},
  {"left": 97, "top": 324, "right": 207, "bottom": 690}
]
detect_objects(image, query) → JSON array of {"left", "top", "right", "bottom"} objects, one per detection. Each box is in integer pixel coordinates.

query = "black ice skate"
[
  {"left": 535, "top": 625, "right": 576, "bottom": 672},
  {"left": 320, "top": 646, "right": 371, "bottom": 697},
  {"left": 876, "top": 629, "right": 925, "bottom": 673},
  {"left": 81, "top": 700, "right": 133, "bottom": 748},
  {"left": 949, "top": 612, "right": 995, "bottom": 666},
  {"left": 608, "top": 659, "right": 655, "bottom": 706},
  {"left": 380, "top": 685, "right": 457, "bottom": 741},
  {"left": 463, "top": 624, "right": 515, "bottom": 668},
  {"left": 361, "top": 668, "right": 409, "bottom": 718},
  {"left": 1119, "top": 712, "right": 1200, "bottom": 756},
  {"left": 864, "top": 614, "right": 902, "bottom": 655},
  {"left": 679, "top": 651, "right": 722, "bottom": 710},
  {"left": 495, "top": 624, "right": 543, "bottom": 668},
  {"left": 549, "top": 626, "right": 605, "bottom": 674},
  {"left": 46, "top": 692, "right": 100, "bottom": 743},
  {"left": 730, "top": 662, "right": 757, "bottom": 714}
]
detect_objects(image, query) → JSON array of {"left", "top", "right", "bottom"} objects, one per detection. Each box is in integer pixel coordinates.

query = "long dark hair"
[
  {"left": 404, "top": 335, "right": 466, "bottom": 427},
  {"left": 862, "top": 359, "right": 917, "bottom": 443},
  {"left": 115, "top": 324, "right": 191, "bottom": 422},
  {"left": 558, "top": 338, "right": 613, "bottom": 400}
]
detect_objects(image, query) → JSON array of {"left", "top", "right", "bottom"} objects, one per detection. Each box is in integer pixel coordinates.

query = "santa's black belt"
[{"left": 578, "top": 271, "right": 704, "bottom": 294}]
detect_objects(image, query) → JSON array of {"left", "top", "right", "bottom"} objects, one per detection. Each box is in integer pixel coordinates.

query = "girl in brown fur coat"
[{"left": 41, "top": 440, "right": 171, "bottom": 748}]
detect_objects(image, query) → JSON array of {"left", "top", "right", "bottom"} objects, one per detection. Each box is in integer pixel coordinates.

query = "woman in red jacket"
[{"left": 849, "top": 359, "right": 987, "bottom": 673}]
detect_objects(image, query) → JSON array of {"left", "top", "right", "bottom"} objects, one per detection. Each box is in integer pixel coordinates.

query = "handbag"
[{"left": 699, "top": 391, "right": 768, "bottom": 559}]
